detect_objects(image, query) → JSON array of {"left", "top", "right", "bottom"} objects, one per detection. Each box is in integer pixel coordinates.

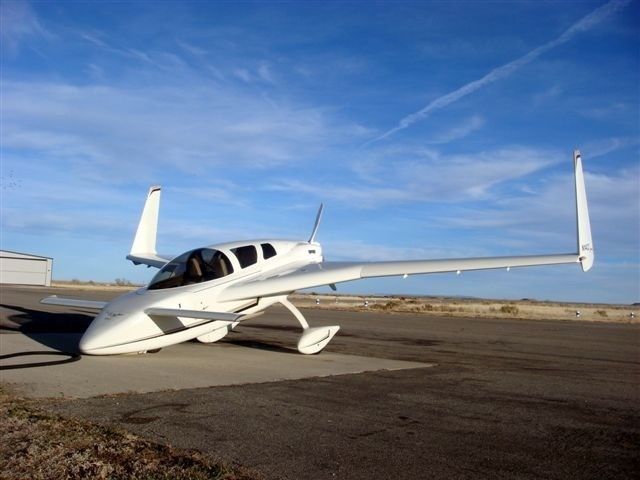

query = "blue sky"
[{"left": 1, "top": 0, "right": 638, "bottom": 303}]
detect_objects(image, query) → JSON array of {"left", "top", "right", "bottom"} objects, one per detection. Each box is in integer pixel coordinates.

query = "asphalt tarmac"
[{"left": 1, "top": 285, "right": 639, "bottom": 479}]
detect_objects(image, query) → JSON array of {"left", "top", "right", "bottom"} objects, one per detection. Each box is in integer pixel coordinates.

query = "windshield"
[{"left": 148, "top": 248, "right": 234, "bottom": 290}]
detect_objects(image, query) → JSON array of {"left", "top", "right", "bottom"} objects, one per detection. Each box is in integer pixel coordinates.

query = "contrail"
[{"left": 366, "top": 0, "right": 630, "bottom": 145}]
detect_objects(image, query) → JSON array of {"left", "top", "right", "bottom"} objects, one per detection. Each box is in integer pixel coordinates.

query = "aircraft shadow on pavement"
[
  {"left": 223, "top": 338, "right": 298, "bottom": 355},
  {"left": 0, "top": 350, "right": 81, "bottom": 371},
  {"left": 0, "top": 303, "right": 93, "bottom": 361}
]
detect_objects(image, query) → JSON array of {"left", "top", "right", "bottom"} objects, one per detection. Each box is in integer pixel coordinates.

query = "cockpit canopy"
[{"left": 148, "top": 248, "right": 234, "bottom": 290}]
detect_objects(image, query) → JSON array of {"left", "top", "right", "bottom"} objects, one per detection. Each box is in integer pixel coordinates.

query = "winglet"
[
  {"left": 130, "top": 186, "right": 161, "bottom": 257},
  {"left": 308, "top": 203, "right": 324, "bottom": 243},
  {"left": 574, "top": 151, "right": 594, "bottom": 272}
]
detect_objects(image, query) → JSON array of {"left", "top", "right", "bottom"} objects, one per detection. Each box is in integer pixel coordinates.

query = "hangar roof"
[{"left": 0, "top": 250, "right": 53, "bottom": 260}]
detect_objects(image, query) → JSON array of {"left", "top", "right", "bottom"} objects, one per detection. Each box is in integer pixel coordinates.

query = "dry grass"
[
  {"left": 293, "top": 294, "right": 638, "bottom": 323},
  {"left": 0, "top": 388, "right": 259, "bottom": 480},
  {"left": 51, "top": 280, "right": 139, "bottom": 292}
]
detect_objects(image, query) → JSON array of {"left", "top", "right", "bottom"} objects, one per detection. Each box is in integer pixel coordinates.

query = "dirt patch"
[{"left": 0, "top": 387, "right": 260, "bottom": 480}]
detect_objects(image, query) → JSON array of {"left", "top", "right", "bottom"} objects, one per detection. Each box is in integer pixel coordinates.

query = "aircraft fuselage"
[{"left": 80, "top": 239, "right": 322, "bottom": 354}]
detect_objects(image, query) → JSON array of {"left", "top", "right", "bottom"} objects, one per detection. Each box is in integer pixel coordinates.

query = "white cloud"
[
  {"left": 230, "top": 62, "right": 277, "bottom": 84},
  {"left": 126, "top": 48, "right": 155, "bottom": 65},
  {"left": 424, "top": 115, "right": 485, "bottom": 145},
  {"left": 166, "top": 184, "right": 246, "bottom": 207},
  {"left": 584, "top": 136, "right": 639, "bottom": 158},
  {"left": 269, "top": 146, "right": 560, "bottom": 206},
  {"left": 441, "top": 166, "right": 640, "bottom": 256},
  {"left": 581, "top": 102, "right": 631, "bottom": 120},
  {"left": 398, "top": 147, "right": 559, "bottom": 199},
  {"left": 233, "top": 68, "right": 252, "bottom": 83},
  {"left": 176, "top": 39, "right": 209, "bottom": 56},
  {"left": 2, "top": 79, "right": 364, "bottom": 180},
  {"left": 257, "top": 62, "right": 275, "bottom": 83},
  {"left": 84, "top": 63, "right": 105, "bottom": 80},
  {"left": 532, "top": 85, "right": 562, "bottom": 105},
  {"left": 0, "top": 207, "right": 132, "bottom": 239},
  {"left": 266, "top": 179, "right": 410, "bottom": 207},
  {"left": 80, "top": 31, "right": 109, "bottom": 49}
]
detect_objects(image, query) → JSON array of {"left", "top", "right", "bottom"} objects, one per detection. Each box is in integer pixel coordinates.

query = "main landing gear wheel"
[{"left": 278, "top": 297, "right": 340, "bottom": 354}]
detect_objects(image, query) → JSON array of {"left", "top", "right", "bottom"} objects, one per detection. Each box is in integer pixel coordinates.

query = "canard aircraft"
[{"left": 42, "top": 151, "right": 594, "bottom": 355}]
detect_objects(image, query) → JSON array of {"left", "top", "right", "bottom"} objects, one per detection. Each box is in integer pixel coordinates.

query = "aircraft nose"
[
  {"left": 79, "top": 310, "right": 122, "bottom": 355},
  {"left": 78, "top": 330, "right": 102, "bottom": 355}
]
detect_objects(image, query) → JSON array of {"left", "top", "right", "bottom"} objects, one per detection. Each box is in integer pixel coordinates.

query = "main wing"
[
  {"left": 144, "top": 307, "right": 242, "bottom": 323},
  {"left": 41, "top": 295, "right": 108, "bottom": 310},
  {"left": 219, "top": 151, "right": 593, "bottom": 302}
]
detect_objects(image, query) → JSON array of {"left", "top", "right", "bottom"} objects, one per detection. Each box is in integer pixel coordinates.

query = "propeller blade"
[{"left": 308, "top": 203, "right": 324, "bottom": 243}]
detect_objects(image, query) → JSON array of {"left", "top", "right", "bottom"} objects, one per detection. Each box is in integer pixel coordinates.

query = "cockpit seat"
[
  {"left": 211, "top": 255, "right": 228, "bottom": 278},
  {"left": 185, "top": 256, "right": 204, "bottom": 284}
]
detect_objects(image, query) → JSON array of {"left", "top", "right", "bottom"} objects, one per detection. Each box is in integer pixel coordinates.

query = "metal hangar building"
[{"left": 0, "top": 250, "right": 53, "bottom": 287}]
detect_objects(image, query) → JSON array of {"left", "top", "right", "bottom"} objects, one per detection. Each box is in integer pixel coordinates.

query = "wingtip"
[
  {"left": 40, "top": 295, "right": 57, "bottom": 304},
  {"left": 573, "top": 149, "right": 594, "bottom": 272},
  {"left": 131, "top": 186, "right": 161, "bottom": 258}
]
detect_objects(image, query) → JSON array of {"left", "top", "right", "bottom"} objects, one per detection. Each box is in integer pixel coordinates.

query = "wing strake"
[{"left": 144, "top": 307, "right": 242, "bottom": 322}]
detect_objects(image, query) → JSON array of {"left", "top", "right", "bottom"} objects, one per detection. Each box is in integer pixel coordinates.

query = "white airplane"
[{"left": 42, "top": 151, "right": 594, "bottom": 356}]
